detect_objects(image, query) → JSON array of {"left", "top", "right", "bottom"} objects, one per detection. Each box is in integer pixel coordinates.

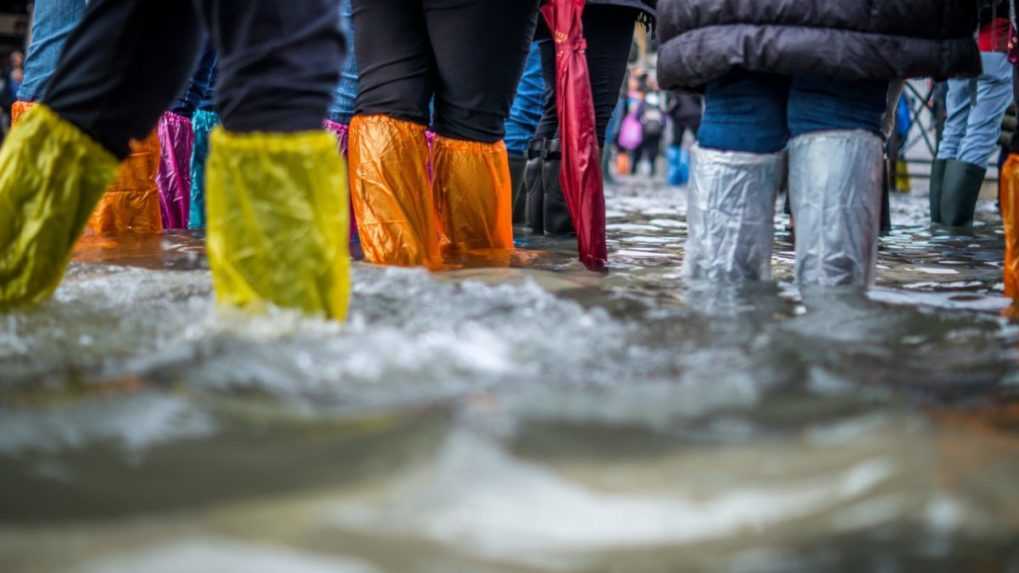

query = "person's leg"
[
  {"left": 958, "top": 53, "right": 1014, "bottom": 167},
  {"left": 786, "top": 76, "right": 888, "bottom": 288},
  {"left": 427, "top": 0, "right": 540, "bottom": 260},
  {"left": 684, "top": 71, "right": 788, "bottom": 282},
  {"left": 0, "top": 0, "right": 204, "bottom": 309},
  {"left": 196, "top": 0, "right": 350, "bottom": 319},
  {"left": 505, "top": 43, "right": 545, "bottom": 225},
  {"left": 937, "top": 78, "right": 974, "bottom": 161},
  {"left": 939, "top": 53, "right": 1014, "bottom": 227},
  {"left": 43, "top": 1, "right": 204, "bottom": 158},
  {"left": 630, "top": 142, "right": 644, "bottom": 175},
  {"left": 159, "top": 41, "right": 216, "bottom": 230},
  {"left": 327, "top": 0, "right": 358, "bottom": 126},
  {"left": 17, "top": 0, "right": 88, "bottom": 103},
  {"left": 347, "top": 0, "right": 439, "bottom": 268},
  {"left": 171, "top": 42, "right": 218, "bottom": 119}
]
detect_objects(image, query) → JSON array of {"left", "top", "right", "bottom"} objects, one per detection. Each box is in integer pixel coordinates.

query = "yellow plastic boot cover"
[
  {"left": 1003, "top": 155, "right": 1019, "bottom": 299},
  {"left": 348, "top": 115, "right": 440, "bottom": 268},
  {"left": 0, "top": 104, "right": 120, "bottom": 309},
  {"left": 205, "top": 128, "right": 350, "bottom": 320},
  {"left": 432, "top": 135, "right": 513, "bottom": 265},
  {"left": 87, "top": 130, "right": 164, "bottom": 235}
]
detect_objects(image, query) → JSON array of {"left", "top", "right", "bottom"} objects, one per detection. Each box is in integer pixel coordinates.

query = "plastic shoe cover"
[
  {"left": 682, "top": 145, "right": 782, "bottom": 282},
  {"left": 0, "top": 104, "right": 119, "bottom": 310},
  {"left": 88, "top": 130, "right": 163, "bottom": 235},
  {"left": 349, "top": 115, "right": 440, "bottom": 268},
  {"left": 205, "top": 128, "right": 349, "bottom": 319},
  {"left": 323, "top": 119, "right": 350, "bottom": 156},
  {"left": 432, "top": 135, "right": 514, "bottom": 264},
  {"left": 11, "top": 101, "right": 33, "bottom": 125},
  {"left": 789, "top": 130, "right": 883, "bottom": 288},
  {"left": 188, "top": 109, "right": 220, "bottom": 229},
  {"left": 156, "top": 111, "right": 194, "bottom": 229},
  {"left": 1002, "top": 155, "right": 1019, "bottom": 298}
]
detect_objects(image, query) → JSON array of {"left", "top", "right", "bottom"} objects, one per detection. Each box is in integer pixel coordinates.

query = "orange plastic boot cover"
[
  {"left": 431, "top": 135, "right": 513, "bottom": 264},
  {"left": 348, "top": 115, "right": 440, "bottom": 268},
  {"left": 87, "top": 130, "right": 164, "bottom": 235},
  {"left": 1003, "top": 155, "right": 1019, "bottom": 299}
]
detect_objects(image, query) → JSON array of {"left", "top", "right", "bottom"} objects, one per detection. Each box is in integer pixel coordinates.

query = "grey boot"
[
  {"left": 542, "top": 139, "right": 574, "bottom": 236},
  {"left": 509, "top": 153, "right": 527, "bottom": 225},
  {"left": 789, "top": 130, "right": 883, "bottom": 288},
  {"left": 683, "top": 145, "right": 783, "bottom": 282},
  {"left": 524, "top": 140, "right": 545, "bottom": 234},
  {"left": 940, "top": 159, "right": 987, "bottom": 227},
  {"left": 929, "top": 158, "right": 948, "bottom": 223}
]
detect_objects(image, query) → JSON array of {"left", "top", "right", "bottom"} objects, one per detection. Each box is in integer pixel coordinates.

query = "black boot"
[
  {"left": 940, "top": 159, "right": 987, "bottom": 227},
  {"left": 524, "top": 139, "right": 545, "bottom": 234},
  {"left": 929, "top": 158, "right": 948, "bottom": 223},
  {"left": 509, "top": 153, "right": 527, "bottom": 225},
  {"left": 542, "top": 139, "right": 574, "bottom": 236}
]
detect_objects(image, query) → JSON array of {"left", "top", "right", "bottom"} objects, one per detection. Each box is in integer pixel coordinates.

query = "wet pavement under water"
[{"left": 2, "top": 178, "right": 1019, "bottom": 572}]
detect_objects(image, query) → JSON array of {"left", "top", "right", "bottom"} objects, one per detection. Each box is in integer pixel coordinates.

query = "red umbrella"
[{"left": 541, "top": 0, "right": 607, "bottom": 271}]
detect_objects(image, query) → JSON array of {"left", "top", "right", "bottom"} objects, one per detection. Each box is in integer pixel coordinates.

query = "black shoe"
[
  {"left": 940, "top": 159, "right": 987, "bottom": 227},
  {"left": 542, "top": 139, "right": 574, "bottom": 236},
  {"left": 929, "top": 158, "right": 948, "bottom": 223},
  {"left": 509, "top": 153, "right": 527, "bottom": 225},
  {"left": 524, "top": 139, "right": 545, "bottom": 234}
]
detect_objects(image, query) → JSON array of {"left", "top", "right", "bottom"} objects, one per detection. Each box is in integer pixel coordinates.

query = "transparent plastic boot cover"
[
  {"left": 788, "top": 130, "right": 883, "bottom": 288},
  {"left": 682, "top": 145, "right": 783, "bottom": 282}
]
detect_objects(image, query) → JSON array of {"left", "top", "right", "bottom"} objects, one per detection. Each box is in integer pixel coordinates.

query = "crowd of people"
[{"left": 0, "top": 0, "right": 1012, "bottom": 321}]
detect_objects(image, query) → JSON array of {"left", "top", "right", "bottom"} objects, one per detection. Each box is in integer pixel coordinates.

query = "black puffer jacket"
[
  {"left": 591, "top": 0, "right": 656, "bottom": 23},
  {"left": 657, "top": 1, "right": 981, "bottom": 91}
]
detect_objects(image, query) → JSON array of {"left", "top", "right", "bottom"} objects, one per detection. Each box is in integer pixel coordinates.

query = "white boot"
[
  {"left": 683, "top": 144, "right": 783, "bottom": 282},
  {"left": 788, "top": 130, "right": 883, "bottom": 288}
]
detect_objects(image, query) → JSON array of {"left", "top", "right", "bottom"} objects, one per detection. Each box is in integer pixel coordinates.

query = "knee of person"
[{"left": 433, "top": 106, "right": 505, "bottom": 144}]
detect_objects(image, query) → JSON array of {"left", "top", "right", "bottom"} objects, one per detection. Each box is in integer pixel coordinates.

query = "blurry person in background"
[
  {"left": 1, "top": 50, "right": 24, "bottom": 119},
  {"left": 630, "top": 88, "right": 665, "bottom": 177}
]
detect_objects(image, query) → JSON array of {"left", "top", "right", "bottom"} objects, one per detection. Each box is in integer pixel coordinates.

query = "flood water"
[{"left": 2, "top": 179, "right": 1019, "bottom": 572}]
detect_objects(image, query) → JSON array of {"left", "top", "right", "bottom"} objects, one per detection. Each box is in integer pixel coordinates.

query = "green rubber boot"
[
  {"left": 940, "top": 159, "right": 987, "bottom": 227},
  {"left": 928, "top": 158, "right": 948, "bottom": 223}
]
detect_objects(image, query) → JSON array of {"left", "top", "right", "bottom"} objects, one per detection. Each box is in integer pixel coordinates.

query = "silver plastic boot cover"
[
  {"left": 683, "top": 145, "right": 783, "bottom": 282},
  {"left": 788, "top": 130, "right": 883, "bottom": 288}
]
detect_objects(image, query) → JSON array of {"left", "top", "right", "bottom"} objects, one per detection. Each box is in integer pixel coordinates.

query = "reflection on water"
[{"left": 2, "top": 183, "right": 1019, "bottom": 572}]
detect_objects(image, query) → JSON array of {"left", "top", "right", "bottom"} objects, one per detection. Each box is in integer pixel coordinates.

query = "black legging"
[
  {"left": 43, "top": 0, "right": 344, "bottom": 159},
  {"left": 533, "top": 5, "right": 639, "bottom": 148},
  {"left": 352, "top": 0, "right": 540, "bottom": 143}
]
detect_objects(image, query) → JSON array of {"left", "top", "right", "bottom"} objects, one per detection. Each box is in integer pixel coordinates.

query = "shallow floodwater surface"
[{"left": 2, "top": 181, "right": 1019, "bottom": 572}]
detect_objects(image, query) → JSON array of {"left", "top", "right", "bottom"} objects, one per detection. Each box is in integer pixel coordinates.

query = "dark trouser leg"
[
  {"left": 42, "top": 0, "right": 205, "bottom": 159},
  {"left": 352, "top": 0, "right": 432, "bottom": 126},
  {"left": 631, "top": 144, "right": 644, "bottom": 174},
  {"left": 197, "top": 0, "right": 344, "bottom": 133},
  {"left": 534, "top": 5, "right": 638, "bottom": 147},
  {"left": 425, "top": 0, "right": 540, "bottom": 142}
]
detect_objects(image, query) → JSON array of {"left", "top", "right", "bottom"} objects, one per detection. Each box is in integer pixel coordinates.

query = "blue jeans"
[
  {"left": 698, "top": 72, "right": 889, "bottom": 154},
  {"left": 327, "top": 0, "right": 358, "bottom": 124},
  {"left": 504, "top": 42, "right": 545, "bottom": 157},
  {"left": 170, "top": 42, "right": 217, "bottom": 117},
  {"left": 17, "top": 0, "right": 88, "bottom": 102},
  {"left": 937, "top": 52, "right": 1014, "bottom": 167}
]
